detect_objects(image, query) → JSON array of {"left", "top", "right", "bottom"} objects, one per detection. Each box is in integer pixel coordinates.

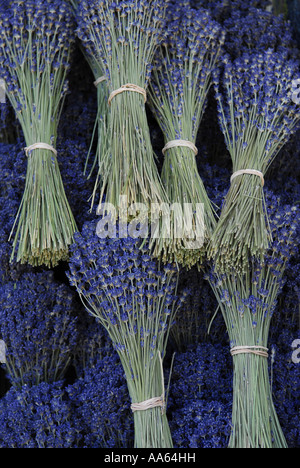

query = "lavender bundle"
[
  {"left": 0, "top": 271, "right": 78, "bottom": 388},
  {"left": 68, "top": 0, "right": 109, "bottom": 201},
  {"left": 148, "top": 5, "right": 224, "bottom": 269},
  {"left": 76, "top": 0, "right": 168, "bottom": 220},
  {"left": 223, "top": 6, "right": 299, "bottom": 59},
  {"left": 207, "top": 193, "right": 299, "bottom": 448},
  {"left": 208, "top": 49, "right": 300, "bottom": 274},
  {"left": 0, "top": 0, "right": 77, "bottom": 267},
  {"left": 67, "top": 220, "right": 186, "bottom": 448}
]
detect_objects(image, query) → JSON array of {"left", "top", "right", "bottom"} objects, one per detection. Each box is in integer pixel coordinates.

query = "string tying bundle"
[
  {"left": 108, "top": 83, "right": 147, "bottom": 106},
  {"left": 231, "top": 169, "right": 265, "bottom": 187},
  {"left": 230, "top": 345, "right": 269, "bottom": 358},
  {"left": 131, "top": 395, "right": 165, "bottom": 414},
  {"left": 24, "top": 143, "right": 57, "bottom": 158},
  {"left": 162, "top": 139, "right": 198, "bottom": 156},
  {"left": 94, "top": 76, "right": 107, "bottom": 87}
]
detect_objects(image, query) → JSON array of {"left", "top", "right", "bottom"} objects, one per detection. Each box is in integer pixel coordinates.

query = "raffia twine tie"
[
  {"left": 231, "top": 169, "right": 265, "bottom": 187},
  {"left": 94, "top": 76, "right": 107, "bottom": 87},
  {"left": 108, "top": 83, "right": 147, "bottom": 106},
  {"left": 131, "top": 395, "right": 165, "bottom": 413},
  {"left": 230, "top": 345, "right": 269, "bottom": 358},
  {"left": 24, "top": 143, "right": 57, "bottom": 158},
  {"left": 162, "top": 139, "right": 198, "bottom": 156}
]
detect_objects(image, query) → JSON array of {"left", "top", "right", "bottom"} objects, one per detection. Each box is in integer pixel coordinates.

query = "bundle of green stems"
[
  {"left": 68, "top": 0, "right": 109, "bottom": 208},
  {"left": 76, "top": 0, "right": 169, "bottom": 222},
  {"left": 148, "top": 5, "right": 224, "bottom": 269},
  {"left": 208, "top": 49, "right": 300, "bottom": 274},
  {"left": 67, "top": 226, "right": 187, "bottom": 448},
  {"left": 0, "top": 0, "right": 77, "bottom": 267},
  {"left": 207, "top": 195, "right": 298, "bottom": 448}
]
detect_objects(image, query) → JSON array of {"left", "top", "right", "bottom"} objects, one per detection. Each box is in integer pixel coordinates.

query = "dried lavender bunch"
[
  {"left": 223, "top": 7, "right": 299, "bottom": 59},
  {"left": 0, "top": 271, "right": 78, "bottom": 388},
  {"left": 207, "top": 192, "right": 299, "bottom": 448},
  {"left": 67, "top": 220, "right": 186, "bottom": 448},
  {"left": 68, "top": 0, "right": 109, "bottom": 204},
  {"left": 76, "top": 0, "right": 168, "bottom": 220},
  {"left": 0, "top": 0, "right": 77, "bottom": 267},
  {"left": 208, "top": 49, "right": 300, "bottom": 274},
  {"left": 148, "top": 5, "right": 224, "bottom": 269},
  {"left": 67, "top": 352, "right": 133, "bottom": 448},
  {"left": 0, "top": 381, "right": 81, "bottom": 448}
]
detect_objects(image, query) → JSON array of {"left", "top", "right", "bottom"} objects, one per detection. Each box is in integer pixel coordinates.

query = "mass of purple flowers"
[
  {"left": 0, "top": 0, "right": 299, "bottom": 449},
  {"left": 0, "top": 271, "right": 79, "bottom": 387}
]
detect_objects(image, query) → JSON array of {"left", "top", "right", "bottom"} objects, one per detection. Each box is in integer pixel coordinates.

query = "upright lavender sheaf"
[
  {"left": 67, "top": 0, "right": 109, "bottom": 201},
  {"left": 148, "top": 5, "right": 224, "bottom": 269},
  {"left": 67, "top": 219, "right": 186, "bottom": 448},
  {"left": 207, "top": 192, "right": 299, "bottom": 448},
  {"left": 0, "top": 0, "right": 77, "bottom": 267},
  {"left": 75, "top": 0, "right": 169, "bottom": 221},
  {"left": 208, "top": 49, "right": 300, "bottom": 274}
]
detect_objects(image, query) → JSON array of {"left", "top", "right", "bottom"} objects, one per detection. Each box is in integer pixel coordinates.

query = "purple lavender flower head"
[
  {"left": 67, "top": 219, "right": 180, "bottom": 334},
  {"left": 0, "top": 0, "right": 75, "bottom": 106},
  {"left": 0, "top": 381, "right": 81, "bottom": 448},
  {"left": 0, "top": 271, "right": 78, "bottom": 387},
  {"left": 223, "top": 7, "right": 299, "bottom": 59},
  {"left": 214, "top": 49, "right": 300, "bottom": 163}
]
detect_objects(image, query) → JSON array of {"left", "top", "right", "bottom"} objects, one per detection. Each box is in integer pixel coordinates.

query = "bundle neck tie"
[
  {"left": 94, "top": 76, "right": 107, "bottom": 87},
  {"left": 230, "top": 345, "right": 269, "bottom": 358},
  {"left": 24, "top": 143, "right": 57, "bottom": 158},
  {"left": 231, "top": 169, "right": 265, "bottom": 187},
  {"left": 131, "top": 395, "right": 165, "bottom": 413},
  {"left": 108, "top": 83, "right": 147, "bottom": 106},
  {"left": 162, "top": 139, "right": 198, "bottom": 156}
]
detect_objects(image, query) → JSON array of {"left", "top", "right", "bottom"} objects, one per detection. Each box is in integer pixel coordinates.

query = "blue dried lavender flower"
[
  {"left": 151, "top": 5, "right": 225, "bottom": 142},
  {"left": 190, "top": 0, "right": 272, "bottom": 23},
  {"left": 168, "top": 342, "right": 232, "bottom": 448},
  {"left": 67, "top": 352, "right": 133, "bottom": 448},
  {"left": 76, "top": 0, "right": 166, "bottom": 87},
  {"left": 223, "top": 7, "right": 299, "bottom": 59},
  {"left": 67, "top": 219, "right": 180, "bottom": 338},
  {"left": 0, "top": 381, "right": 81, "bottom": 448},
  {"left": 214, "top": 50, "right": 300, "bottom": 159},
  {"left": 0, "top": 271, "right": 78, "bottom": 387}
]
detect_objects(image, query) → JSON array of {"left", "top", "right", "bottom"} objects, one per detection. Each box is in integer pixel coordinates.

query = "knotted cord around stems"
[
  {"left": 230, "top": 345, "right": 269, "bottom": 358},
  {"left": 131, "top": 395, "right": 165, "bottom": 413},
  {"left": 162, "top": 139, "right": 198, "bottom": 156},
  {"left": 24, "top": 143, "right": 57, "bottom": 158},
  {"left": 231, "top": 169, "right": 265, "bottom": 187},
  {"left": 108, "top": 83, "right": 147, "bottom": 105},
  {"left": 94, "top": 76, "right": 107, "bottom": 87}
]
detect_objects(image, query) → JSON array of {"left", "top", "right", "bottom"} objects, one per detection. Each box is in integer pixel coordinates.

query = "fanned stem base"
[{"left": 10, "top": 149, "right": 77, "bottom": 268}]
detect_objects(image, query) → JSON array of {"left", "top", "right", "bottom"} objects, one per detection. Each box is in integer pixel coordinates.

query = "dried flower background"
[{"left": 0, "top": 0, "right": 299, "bottom": 449}]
